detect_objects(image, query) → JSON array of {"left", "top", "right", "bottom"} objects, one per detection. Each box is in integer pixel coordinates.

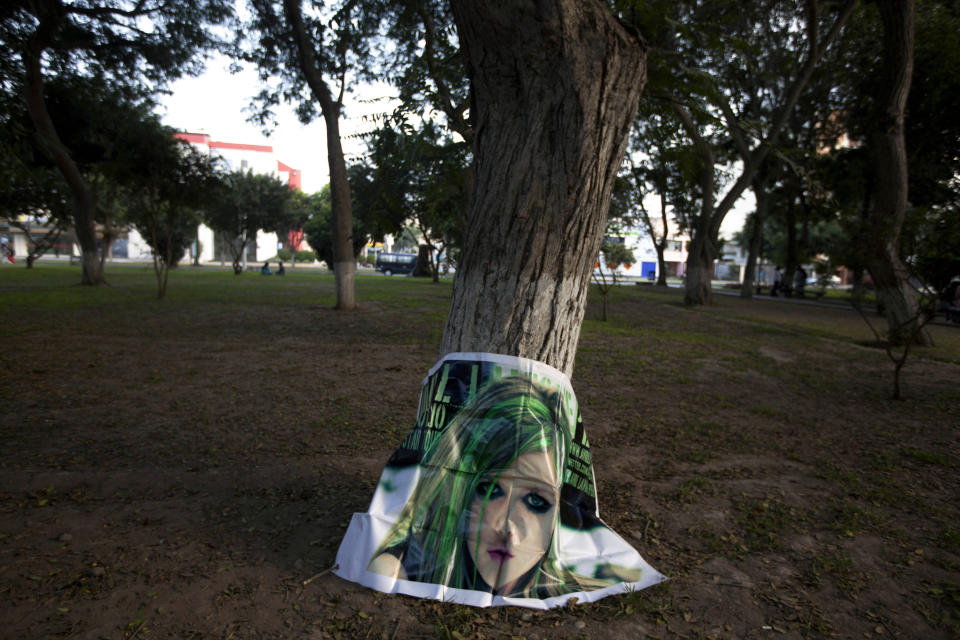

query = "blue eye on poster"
[{"left": 334, "top": 353, "right": 665, "bottom": 608}]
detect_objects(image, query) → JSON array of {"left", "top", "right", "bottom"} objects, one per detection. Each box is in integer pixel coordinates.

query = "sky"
[
  {"left": 158, "top": 55, "right": 393, "bottom": 195},
  {"left": 159, "top": 54, "right": 751, "bottom": 239}
]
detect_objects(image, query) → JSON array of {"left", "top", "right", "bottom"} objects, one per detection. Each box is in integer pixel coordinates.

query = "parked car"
[
  {"left": 375, "top": 252, "right": 417, "bottom": 275},
  {"left": 807, "top": 274, "right": 842, "bottom": 286}
]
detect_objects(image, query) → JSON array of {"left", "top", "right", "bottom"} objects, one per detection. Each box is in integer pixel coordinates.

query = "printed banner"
[{"left": 334, "top": 353, "right": 665, "bottom": 608}]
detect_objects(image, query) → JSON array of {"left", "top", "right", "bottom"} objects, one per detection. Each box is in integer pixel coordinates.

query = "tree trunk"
[
  {"left": 440, "top": 0, "right": 646, "bottom": 377},
  {"left": 324, "top": 108, "right": 357, "bottom": 310},
  {"left": 741, "top": 175, "right": 769, "bottom": 298},
  {"left": 413, "top": 244, "right": 433, "bottom": 278},
  {"left": 783, "top": 194, "right": 798, "bottom": 297},
  {"left": 655, "top": 246, "right": 668, "bottom": 287},
  {"left": 99, "top": 234, "right": 114, "bottom": 274},
  {"left": 432, "top": 245, "right": 443, "bottom": 283},
  {"left": 865, "top": 0, "right": 931, "bottom": 346},
  {"left": 283, "top": 0, "right": 357, "bottom": 311},
  {"left": 673, "top": 104, "right": 717, "bottom": 307},
  {"left": 684, "top": 232, "right": 716, "bottom": 307},
  {"left": 22, "top": 47, "right": 102, "bottom": 285},
  {"left": 740, "top": 214, "right": 760, "bottom": 299},
  {"left": 655, "top": 192, "right": 669, "bottom": 287}
]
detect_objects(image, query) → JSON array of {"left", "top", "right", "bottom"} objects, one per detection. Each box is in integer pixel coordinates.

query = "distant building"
[
  {"left": 168, "top": 132, "right": 303, "bottom": 266},
  {"left": 173, "top": 132, "right": 301, "bottom": 189}
]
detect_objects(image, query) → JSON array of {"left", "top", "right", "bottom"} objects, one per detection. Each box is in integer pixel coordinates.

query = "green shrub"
[{"left": 294, "top": 249, "right": 316, "bottom": 263}]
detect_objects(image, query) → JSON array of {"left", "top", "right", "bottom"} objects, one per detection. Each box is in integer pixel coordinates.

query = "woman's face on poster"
[{"left": 466, "top": 450, "right": 560, "bottom": 593}]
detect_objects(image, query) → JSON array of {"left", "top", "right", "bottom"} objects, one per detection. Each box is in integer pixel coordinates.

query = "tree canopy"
[
  {"left": 1, "top": 0, "right": 233, "bottom": 284},
  {"left": 360, "top": 120, "right": 469, "bottom": 280},
  {"left": 205, "top": 170, "right": 295, "bottom": 275}
]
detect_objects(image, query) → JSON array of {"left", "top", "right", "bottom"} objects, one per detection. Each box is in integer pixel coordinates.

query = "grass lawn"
[{"left": 1, "top": 263, "right": 958, "bottom": 639}]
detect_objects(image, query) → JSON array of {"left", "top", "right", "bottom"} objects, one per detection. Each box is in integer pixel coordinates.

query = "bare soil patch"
[{"left": 1, "top": 267, "right": 958, "bottom": 639}]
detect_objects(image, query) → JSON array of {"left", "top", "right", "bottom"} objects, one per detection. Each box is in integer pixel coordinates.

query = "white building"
[{"left": 120, "top": 131, "right": 303, "bottom": 264}]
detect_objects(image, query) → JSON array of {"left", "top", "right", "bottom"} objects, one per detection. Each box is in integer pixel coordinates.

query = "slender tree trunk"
[
  {"left": 150, "top": 224, "right": 164, "bottom": 299},
  {"left": 22, "top": 47, "right": 102, "bottom": 285},
  {"left": 741, "top": 175, "right": 770, "bottom": 298},
  {"left": 283, "top": 0, "right": 357, "bottom": 310},
  {"left": 673, "top": 104, "right": 717, "bottom": 307},
  {"left": 231, "top": 237, "right": 246, "bottom": 275},
  {"left": 324, "top": 109, "right": 357, "bottom": 310},
  {"left": 441, "top": 0, "right": 646, "bottom": 377},
  {"left": 637, "top": 177, "right": 670, "bottom": 287},
  {"left": 783, "top": 194, "right": 798, "bottom": 297},
  {"left": 161, "top": 228, "right": 172, "bottom": 299},
  {"left": 740, "top": 214, "right": 761, "bottom": 299},
  {"left": 431, "top": 244, "right": 444, "bottom": 283},
  {"left": 865, "top": 0, "right": 930, "bottom": 346},
  {"left": 655, "top": 247, "right": 668, "bottom": 287},
  {"left": 655, "top": 192, "right": 669, "bottom": 287},
  {"left": 100, "top": 234, "right": 114, "bottom": 273},
  {"left": 684, "top": 232, "right": 717, "bottom": 307}
]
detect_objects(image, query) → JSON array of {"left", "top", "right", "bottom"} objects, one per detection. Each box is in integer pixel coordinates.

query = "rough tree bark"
[
  {"left": 440, "top": 0, "right": 646, "bottom": 377},
  {"left": 283, "top": 0, "right": 356, "bottom": 310},
  {"left": 865, "top": 0, "right": 931, "bottom": 346}
]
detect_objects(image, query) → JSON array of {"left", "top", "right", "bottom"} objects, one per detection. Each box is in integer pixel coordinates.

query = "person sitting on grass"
[
  {"left": 260, "top": 261, "right": 272, "bottom": 275},
  {"left": 277, "top": 261, "right": 285, "bottom": 276}
]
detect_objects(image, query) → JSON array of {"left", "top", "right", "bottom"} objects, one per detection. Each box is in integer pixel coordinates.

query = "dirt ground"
[{"left": 1, "top": 266, "right": 958, "bottom": 639}]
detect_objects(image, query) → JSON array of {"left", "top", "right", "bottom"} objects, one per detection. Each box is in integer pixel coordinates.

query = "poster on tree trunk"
[{"left": 334, "top": 353, "right": 665, "bottom": 608}]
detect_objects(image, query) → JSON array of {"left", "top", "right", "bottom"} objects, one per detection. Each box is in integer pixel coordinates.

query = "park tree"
[
  {"left": 438, "top": 0, "right": 646, "bottom": 376},
  {"left": 116, "top": 120, "right": 223, "bottom": 298},
  {"left": 302, "top": 167, "right": 396, "bottom": 269},
  {"left": 381, "top": 0, "right": 471, "bottom": 143},
  {"left": 302, "top": 188, "right": 335, "bottom": 269},
  {"left": 0, "top": 115, "right": 71, "bottom": 267},
  {"left": 0, "top": 74, "right": 75, "bottom": 256},
  {"left": 2, "top": 74, "right": 203, "bottom": 270},
  {"left": 625, "top": 0, "right": 856, "bottom": 306},
  {"left": 0, "top": 0, "right": 232, "bottom": 285},
  {"left": 593, "top": 238, "right": 636, "bottom": 322},
  {"left": 794, "top": 0, "right": 959, "bottom": 342},
  {"left": 379, "top": 0, "right": 473, "bottom": 203},
  {"left": 902, "top": 207, "right": 960, "bottom": 297},
  {"left": 0, "top": 167, "right": 71, "bottom": 268},
  {"left": 363, "top": 121, "right": 469, "bottom": 282},
  {"left": 859, "top": 0, "right": 927, "bottom": 344},
  {"left": 621, "top": 102, "right": 702, "bottom": 288},
  {"left": 205, "top": 170, "right": 294, "bottom": 275},
  {"left": 242, "top": 0, "right": 386, "bottom": 310},
  {"left": 280, "top": 189, "right": 317, "bottom": 269}
]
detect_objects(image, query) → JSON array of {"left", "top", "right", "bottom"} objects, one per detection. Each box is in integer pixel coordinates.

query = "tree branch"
[
  {"left": 282, "top": 0, "right": 337, "bottom": 117},
  {"left": 69, "top": 0, "right": 167, "bottom": 21},
  {"left": 717, "top": 95, "right": 751, "bottom": 159},
  {"left": 416, "top": 2, "right": 472, "bottom": 140}
]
